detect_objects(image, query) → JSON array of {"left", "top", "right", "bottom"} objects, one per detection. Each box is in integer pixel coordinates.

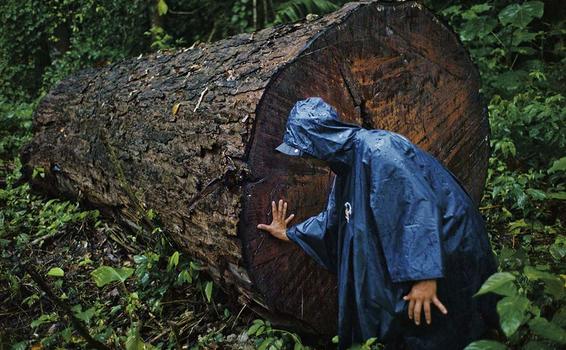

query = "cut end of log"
[{"left": 241, "top": 0, "right": 487, "bottom": 335}]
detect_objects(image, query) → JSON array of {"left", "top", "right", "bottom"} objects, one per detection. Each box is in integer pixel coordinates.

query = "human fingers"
[
  {"left": 278, "top": 200, "right": 284, "bottom": 220},
  {"left": 432, "top": 296, "right": 448, "bottom": 315},
  {"left": 271, "top": 201, "right": 276, "bottom": 221},
  {"left": 285, "top": 213, "right": 295, "bottom": 225},
  {"left": 282, "top": 201, "right": 288, "bottom": 220},
  {"left": 414, "top": 299, "right": 422, "bottom": 325},
  {"left": 407, "top": 298, "right": 414, "bottom": 320},
  {"left": 424, "top": 300, "right": 431, "bottom": 325}
]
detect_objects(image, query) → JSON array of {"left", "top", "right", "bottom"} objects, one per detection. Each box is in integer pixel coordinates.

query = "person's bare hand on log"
[
  {"left": 257, "top": 199, "right": 295, "bottom": 241},
  {"left": 403, "top": 279, "right": 448, "bottom": 325}
]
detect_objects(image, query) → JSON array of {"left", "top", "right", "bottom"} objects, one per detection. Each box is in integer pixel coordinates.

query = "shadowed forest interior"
[{"left": 0, "top": 1, "right": 565, "bottom": 349}]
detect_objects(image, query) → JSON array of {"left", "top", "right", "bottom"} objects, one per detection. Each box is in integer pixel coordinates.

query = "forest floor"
[{"left": 1, "top": 158, "right": 309, "bottom": 349}]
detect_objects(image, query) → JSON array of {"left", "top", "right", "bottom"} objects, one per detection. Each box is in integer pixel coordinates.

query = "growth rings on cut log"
[{"left": 21, "top": 1, "right": 488, "bottom": 337}]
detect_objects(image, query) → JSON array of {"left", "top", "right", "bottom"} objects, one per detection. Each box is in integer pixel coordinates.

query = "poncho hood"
[{"left": 277, "top": 97, "right": 362, "bottom": 174}]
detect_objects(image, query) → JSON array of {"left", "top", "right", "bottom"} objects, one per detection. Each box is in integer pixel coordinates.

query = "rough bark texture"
[{"left": 21, "top": 0, "right": 489, "bottom": 337}]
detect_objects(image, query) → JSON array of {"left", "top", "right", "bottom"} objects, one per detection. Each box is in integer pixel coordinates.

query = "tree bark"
[{"left": 20, "top": 0, "right": 489, "bottom": 337}]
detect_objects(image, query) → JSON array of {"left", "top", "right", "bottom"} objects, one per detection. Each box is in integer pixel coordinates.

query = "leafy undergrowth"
[
  {"left": 0, "top": 160, "right": 324, "bottom": 349},
  {"left": 435, "top": 1, "right": 566, "bottom": 349}
]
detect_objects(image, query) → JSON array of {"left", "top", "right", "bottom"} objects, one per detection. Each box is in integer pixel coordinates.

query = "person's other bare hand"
[
  {"left": 403, "top": 279, "right": 447, "bottom": 325},
  {"left": 256, "top": 199, "right": 295, "bottom": 241}
]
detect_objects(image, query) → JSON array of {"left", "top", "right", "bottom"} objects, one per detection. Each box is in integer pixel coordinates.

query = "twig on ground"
[{"left": 23, "top": 264, "right": 112, "bottom": 350}]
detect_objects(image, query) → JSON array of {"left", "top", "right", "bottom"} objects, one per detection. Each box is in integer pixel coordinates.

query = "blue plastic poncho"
[{"left": 278, "top": 97, "right": 498, "bottom": 349}]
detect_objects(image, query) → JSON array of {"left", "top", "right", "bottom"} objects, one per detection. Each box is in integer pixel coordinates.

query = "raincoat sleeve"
[
  {"left": 285, "top": 177, "right": 339, "bottom": 273},
  {"left": 369, "top": 146, "right": 445, "bottom": 283}
]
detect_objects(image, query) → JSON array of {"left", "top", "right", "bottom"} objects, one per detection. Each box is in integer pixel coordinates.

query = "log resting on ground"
[{"left": 21, "top": 0, "right": 489, "bottom": 337}]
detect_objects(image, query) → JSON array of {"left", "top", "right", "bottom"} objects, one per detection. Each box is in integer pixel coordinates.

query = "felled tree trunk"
[{"left": 21, "top": 0, "right": 489, "bottom": 337}]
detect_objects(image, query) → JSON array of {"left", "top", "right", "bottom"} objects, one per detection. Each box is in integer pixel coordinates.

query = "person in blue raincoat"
[{"left": 256, "top": 97, "right": 499, "bottom": 349}]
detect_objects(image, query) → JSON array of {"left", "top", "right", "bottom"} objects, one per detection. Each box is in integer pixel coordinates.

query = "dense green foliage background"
[{"left": 0, "top": 0, "right": 564, "bottom": 349}]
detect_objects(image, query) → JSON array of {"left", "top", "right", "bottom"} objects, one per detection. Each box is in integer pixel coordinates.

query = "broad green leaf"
[
  {"left": 204, "top": 281, "right": 213, "bottom": 303},
  {"left": 156, "top": 0, "right": 168, "bottom": 16},
  {"left": 526, "top": 188, "right": 546, "bottom": 201},
  {"left": 47, "top": 267, "right": 64, "bottom": 277},
  {"left": 547, "top": 192, "right": 566, "bottom": 200},
  {"left": 91, "top": 266, "right": 134, "bottom": 287},
  {"left": 524, "top": 265, "right": 555, "bottom": 280},
  {"left": 332, "top": 335, "right": 339, "bottom": 344},
  {"left": 464, "top": 340, "right": 507, "bottom": 350},
  {"left": 364, "top": 337, "right": 377, "bottom": 346},
  {"left": 548, "top": 157, "right": 566, "bottom": 173},
  {"left": 258, "top": 338, "right": 272, "bottom": 350},
  {"left": 177, "top": 269, "right": 192, "bottom": 284},
  {"left": 470, "top": 4, "right": 491, "bottom": 14},
  {"left": 167, "top": 251, "right": 179, "bottom": 271},
  {"left": 474, "top": 272, "right": 517, "bottom": 297},
  {"left": 460, "top": 17, "right": 497, "bottom": 41},
  {"left": 74, "top": 306, "right": 95, "bottom": 324},
  {"left": 512, "top": 30, "right": 539, "bottom": 46},
  {"left": 247, "top": 322, "right": 262, "bottom": 335},
  {"left": 528, "top": 317, "right": 566, "bottom": 344},
  {"left": 497, "top": 295, "right": 530, "bottom": 337},
  {"left": 30, "top": 313, "right": 58, "bottom": 328},
  {"left": 493, "top": 70, "right": 529, "bottom": 93},
  {"left": 498, "top": 1, "right": 544, "bottom": 28},
  {"left": 524, "top": 266, "right": 565, "bottom": 299},
  {"left": 441, "top": 5, "right": 462, "bottom": 18},
  {"left": 126, "top": 327, "right": 156, "bottom": 350},
  {"left": 125, "top": 323, "right": 157, "bottom": 350},
  {"left": 190, "top": 261, "right": 203, "bottom": 271},
  {"left": 508, "top": 219, "right": 528, "bottom": 234}
]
